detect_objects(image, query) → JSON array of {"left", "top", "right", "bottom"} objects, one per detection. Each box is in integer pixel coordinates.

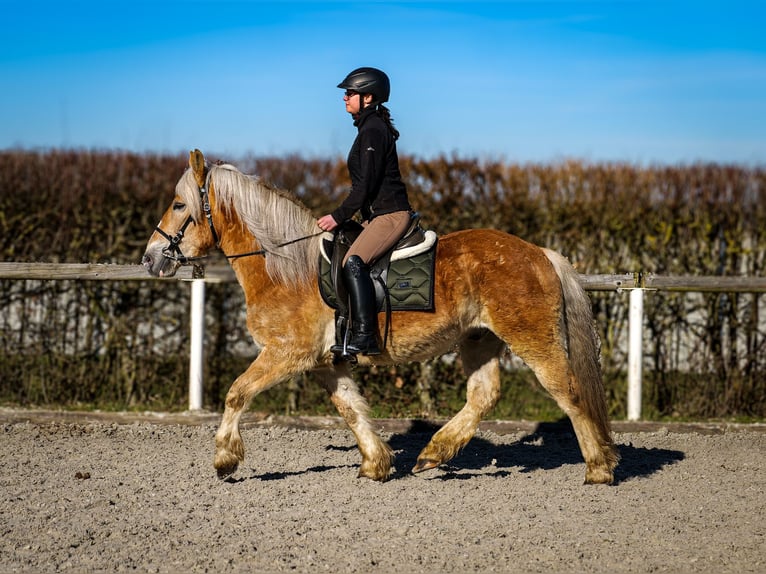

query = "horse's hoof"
[
  {"left": 216, "top": 466, "right": 237, "bottom": 480},
  {"left": 412, "top": 458, "right": 440, "bottom": 473},
  {"left": 215, "top": 458, "right": 239, "bottom": 480},
  {"left": 584, "top": 467, "right": 614, "bottom": 485},
  {"left": 358, "top": 460, "right": 393, "bottom": 482},
  {"left": 357, "top": 469, "right": 390, "bottom": 482}
]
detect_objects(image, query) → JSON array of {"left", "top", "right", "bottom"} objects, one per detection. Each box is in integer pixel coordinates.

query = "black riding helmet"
[{"left": 337, "top": 67, "right": 390, "bottom": 104}]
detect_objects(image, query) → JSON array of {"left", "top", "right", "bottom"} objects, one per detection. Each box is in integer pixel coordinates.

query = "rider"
[{"left": 317, "top": 67, "right": 413, "bottom": 358}]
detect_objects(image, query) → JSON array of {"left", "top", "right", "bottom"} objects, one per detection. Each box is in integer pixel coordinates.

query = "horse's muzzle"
[{"left": 142, "top": 251, "right": 179, "bottom": 278}]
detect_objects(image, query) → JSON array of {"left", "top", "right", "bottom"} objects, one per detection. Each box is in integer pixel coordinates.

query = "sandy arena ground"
[{"left": 1, "top": 409, "right": 764, "bottom": 573}]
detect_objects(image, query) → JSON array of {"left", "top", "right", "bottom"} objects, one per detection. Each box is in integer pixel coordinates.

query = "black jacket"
[{"left": 331, "top": 106, "right": 411, "bottom": 224}]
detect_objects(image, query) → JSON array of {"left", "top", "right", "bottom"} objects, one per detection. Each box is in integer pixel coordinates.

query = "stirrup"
[
  {"left": 330, "top": 318, "right": 358, "bottom": 363},
  {"left": 332, "top": 347, "right": 358, "bottom": 364},
  {"left": 330, "top": 314, "right": 348, "bottom": 354}
]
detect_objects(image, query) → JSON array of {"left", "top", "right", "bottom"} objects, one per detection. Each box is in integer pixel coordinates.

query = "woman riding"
[{"left": 317, "top": 67, "right": 413, "bottom": 358}]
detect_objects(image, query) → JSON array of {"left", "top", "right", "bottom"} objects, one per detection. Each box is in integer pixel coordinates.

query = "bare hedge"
[{"left": 1, "top": 150, "right": 764, "bottom": 419}]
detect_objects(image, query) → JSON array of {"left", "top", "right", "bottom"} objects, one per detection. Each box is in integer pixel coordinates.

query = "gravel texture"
[{"left": 1, "top": 411, "right": 764, "bottom": 573}]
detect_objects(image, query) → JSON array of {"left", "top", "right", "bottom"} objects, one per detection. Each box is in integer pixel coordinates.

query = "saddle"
[{"left": 318, "top": 213, "right": 438, "bottom": 320}]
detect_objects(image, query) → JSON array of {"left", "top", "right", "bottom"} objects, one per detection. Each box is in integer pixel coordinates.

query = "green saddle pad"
[{"left": 318, "top": 245, "right": 437, "bottom": 312}]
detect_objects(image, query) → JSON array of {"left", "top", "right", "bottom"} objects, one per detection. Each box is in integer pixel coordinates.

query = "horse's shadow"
[
  {"left": 233, "top": 419, "right": 684, "bottom": 484},
  {"left": 227, "top": 463, "right": 358, "bottom": 483},
  {"left": 386, "top": 419, "right": 685, "bottom": 485}
]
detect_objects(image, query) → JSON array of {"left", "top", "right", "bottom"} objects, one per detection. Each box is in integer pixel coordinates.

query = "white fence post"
[
  {"left": 627, "top": 288, "right": 644, "bottom": 421},
  {"left": 188, "top": 279, "right": 205, "bottom": 411}
]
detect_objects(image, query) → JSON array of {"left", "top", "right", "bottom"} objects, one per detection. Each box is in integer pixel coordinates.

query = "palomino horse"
[{"left": 143, "top": 150, "right": 619, "bottom": 484}]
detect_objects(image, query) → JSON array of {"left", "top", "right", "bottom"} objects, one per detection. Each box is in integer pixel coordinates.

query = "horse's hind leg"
[
  {"left": 413, "top": 330, "right": 504, "bottom": 473},
  {"left": 316, "top": 365, "right": 394, "bottom": 481},
  {"left": 525, "top": 347, "right": 618, "bottom": 485}
]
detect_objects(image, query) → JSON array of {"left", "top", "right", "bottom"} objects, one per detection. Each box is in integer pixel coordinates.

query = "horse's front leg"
[
  {"left": 315, "top": 365, "right": 394, "bottom": 481},
  {"left": 214, "top": 347, "right": 306, "bottom": 479}
]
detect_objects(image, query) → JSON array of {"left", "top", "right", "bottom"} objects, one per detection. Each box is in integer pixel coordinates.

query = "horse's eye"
[{"left": 173, "top": 202, "right": 186, "bottom": 211}]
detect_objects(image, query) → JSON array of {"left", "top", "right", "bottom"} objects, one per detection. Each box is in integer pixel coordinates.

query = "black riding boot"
[{"left": 343, "top": 255, "right": 381, "bottom": 356}]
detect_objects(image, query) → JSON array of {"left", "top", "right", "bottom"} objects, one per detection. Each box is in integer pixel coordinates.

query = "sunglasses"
[{"left": 344, "top": 90, "right": 359, "bottom": 98}]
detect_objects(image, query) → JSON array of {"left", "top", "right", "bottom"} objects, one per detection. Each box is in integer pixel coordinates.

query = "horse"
[{"left": 142, "top": 149, "right": 619, "bottom": 485}]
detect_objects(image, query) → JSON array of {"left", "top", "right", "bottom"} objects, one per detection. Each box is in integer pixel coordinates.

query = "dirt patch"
[{"left": 1, "top": 410, "right": 764, "bottom": 573}]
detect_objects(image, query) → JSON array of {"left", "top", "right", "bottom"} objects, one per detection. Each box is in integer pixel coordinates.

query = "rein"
[
  {"left": 225, "top": 232, "right": 324, "bottom": 261},
  {"left": 155, "top": 176, "right": 322, "bottom": 266}
]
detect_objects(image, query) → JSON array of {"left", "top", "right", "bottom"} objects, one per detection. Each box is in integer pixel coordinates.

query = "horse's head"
[{"left": 142, "top": 149, "right": 217, "bottom": 277}]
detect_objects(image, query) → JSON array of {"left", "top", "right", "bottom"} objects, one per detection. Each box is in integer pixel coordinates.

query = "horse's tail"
[{"left": 542, "top": 249, "right": 613, "bottom": 439}]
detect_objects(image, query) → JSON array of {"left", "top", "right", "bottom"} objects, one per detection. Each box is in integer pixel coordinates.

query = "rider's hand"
[{"left": 317, "top": 214, "right": 338, "bottom": 232}]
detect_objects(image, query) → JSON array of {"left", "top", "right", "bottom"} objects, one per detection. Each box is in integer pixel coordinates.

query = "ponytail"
[{"left": 376, "top": 104, "right": 400, "bottom": 141}]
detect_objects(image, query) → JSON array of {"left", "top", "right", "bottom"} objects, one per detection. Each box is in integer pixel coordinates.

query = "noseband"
[{"left": 154, "top": 173, "right": 322, "bottom": 266}]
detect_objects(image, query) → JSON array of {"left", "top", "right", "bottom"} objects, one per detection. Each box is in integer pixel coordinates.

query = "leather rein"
[{"left": 154, "top": 175, "right": 321, "bottom": 266}]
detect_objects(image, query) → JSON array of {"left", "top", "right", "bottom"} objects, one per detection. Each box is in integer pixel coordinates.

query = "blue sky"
[{"left": 2, "top": 1, "right": 764, "bottom": 165}]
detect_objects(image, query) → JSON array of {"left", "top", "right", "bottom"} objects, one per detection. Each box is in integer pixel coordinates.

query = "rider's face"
[{"left": 343, "top": 91, "right": 372, "bottom": 115}]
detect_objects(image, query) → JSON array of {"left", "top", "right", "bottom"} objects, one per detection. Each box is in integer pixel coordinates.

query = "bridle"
[
  {"left": 154, "top": 178, "right": 219, "bottom": 266},
  {"left": 154, "top": 172, "right": 321, "bottom": 266}
]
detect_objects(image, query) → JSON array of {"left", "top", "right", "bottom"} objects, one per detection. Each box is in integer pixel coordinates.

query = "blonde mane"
[{"left": 179, "top": 163, "right": 320, "bottom": 286}]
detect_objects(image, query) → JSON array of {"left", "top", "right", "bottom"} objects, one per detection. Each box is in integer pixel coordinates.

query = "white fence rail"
[{"left": 2, "top": 262, "right": 765, "bottom": 420}]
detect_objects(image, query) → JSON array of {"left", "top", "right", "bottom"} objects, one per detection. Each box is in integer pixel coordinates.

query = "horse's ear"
[{"left": 189, "top": 149, "right": 207, "bottom": 188}]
